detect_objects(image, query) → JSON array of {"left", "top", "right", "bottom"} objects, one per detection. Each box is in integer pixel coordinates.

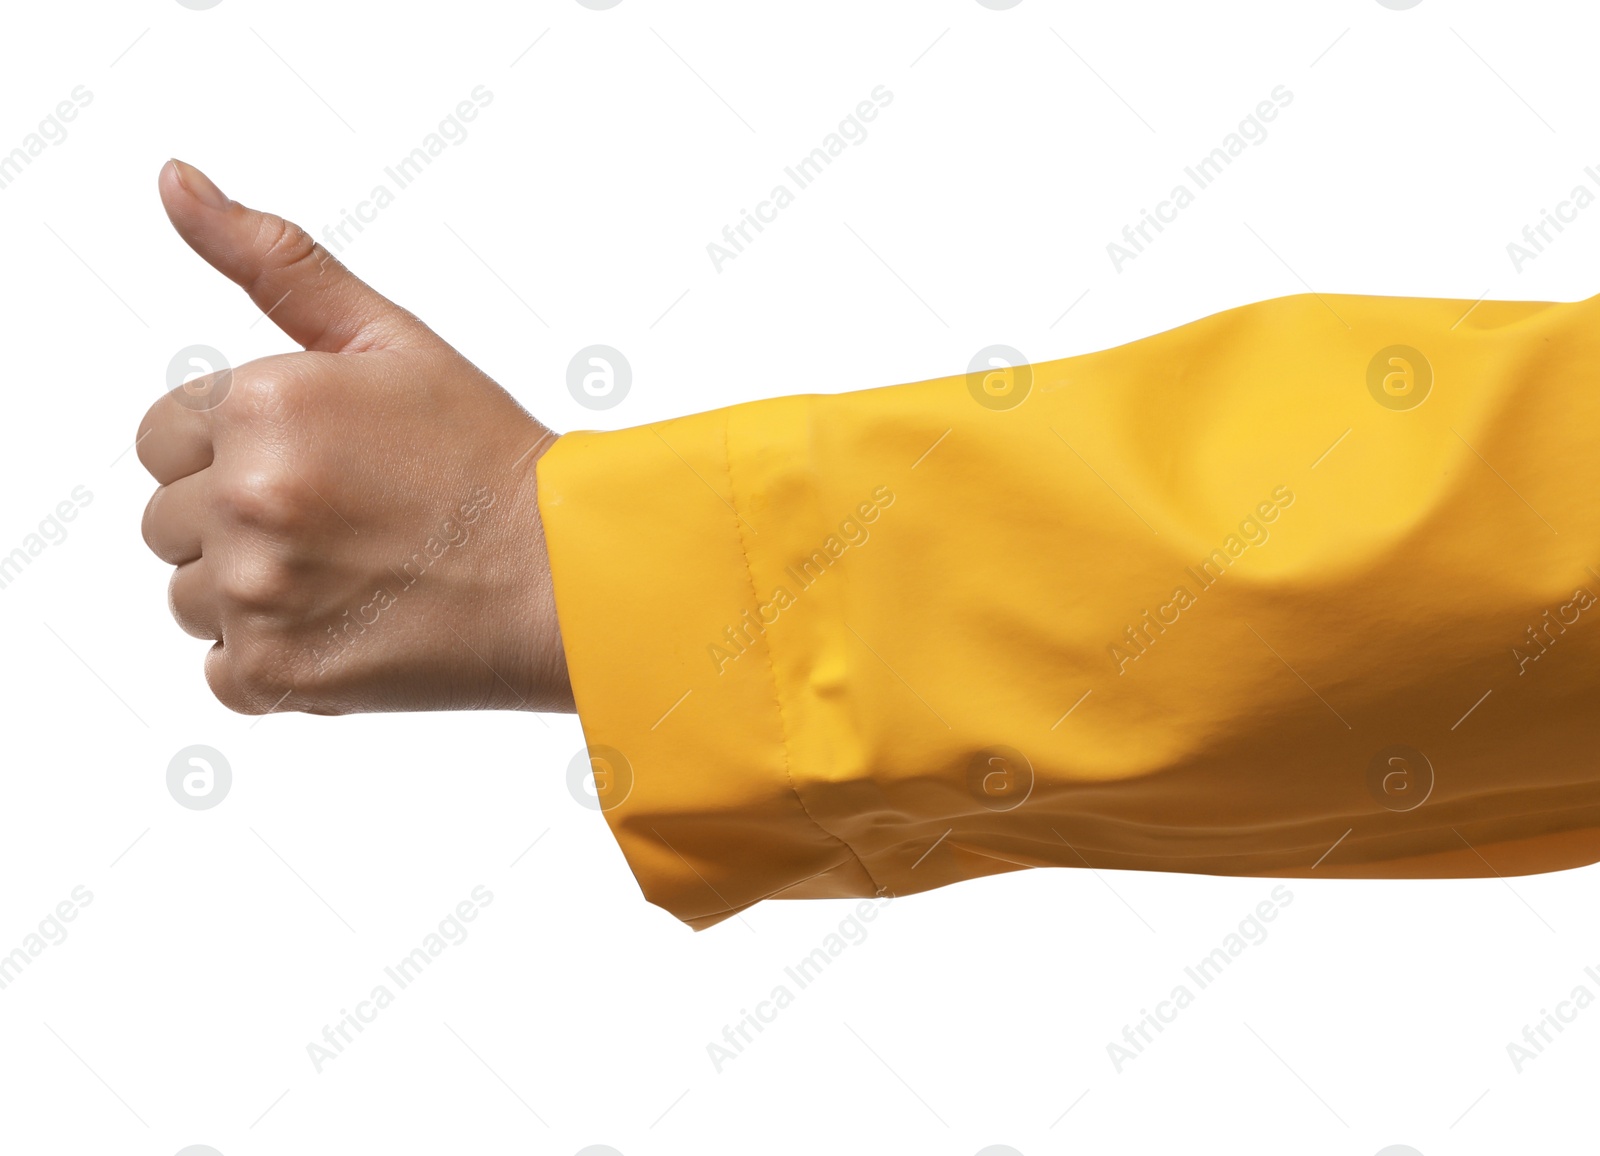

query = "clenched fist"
[{"left": 139, "top": 160, "right": 574, "bottom": 715}]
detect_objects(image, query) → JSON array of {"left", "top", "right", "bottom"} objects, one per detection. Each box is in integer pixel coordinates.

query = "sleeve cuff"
[{"left": 536, "top": 402, "right": 878, "bottom": 929}]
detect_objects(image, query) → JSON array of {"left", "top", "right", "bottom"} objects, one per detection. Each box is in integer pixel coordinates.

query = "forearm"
[{"left": 539, "top": 289, "right": 1600, "bottom": 928}]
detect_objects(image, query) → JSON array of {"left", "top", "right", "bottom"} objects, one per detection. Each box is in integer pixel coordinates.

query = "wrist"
[{"left": 513, "top": 427, "right": 576, "bottom": 713}]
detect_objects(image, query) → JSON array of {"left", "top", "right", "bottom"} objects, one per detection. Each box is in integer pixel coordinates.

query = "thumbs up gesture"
[{"left": 139, "top": 161, "right": 574, "bottom": 715}]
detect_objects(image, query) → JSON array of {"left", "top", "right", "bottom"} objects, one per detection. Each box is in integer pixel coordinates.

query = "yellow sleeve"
[{"left": 537, "top": 290, "right": 1600, "bottom": 930}]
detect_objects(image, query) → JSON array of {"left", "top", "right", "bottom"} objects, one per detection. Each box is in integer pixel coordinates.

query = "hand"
[{"left": 139, "top": 160, "right": 574, "bottom": 715}]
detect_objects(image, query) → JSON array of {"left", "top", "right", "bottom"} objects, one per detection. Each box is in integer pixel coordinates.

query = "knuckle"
[
  {"left": 203, "top": 644, "right": 259, "bottom": 714},
  {"left": 219, "top": 469, "right": 305, "bottom": 533},
  {"left": 142, "top": 487, "right": 196, "bottom": 566},
  {"left": 231, "top": 644, "right": 277, "bottom": 694},
  {"left": 254, "top": 213, "right": 320, "bottom": 281},
  {"left": 207, "top": 638, "right": 288, "bottom": 715},
  {"left": 134, "top": 408, "right": 163, "bottom": 476},
  {"left": 230, "top": 361, "right": 300, "bottom": 416},
  {"left": 218, "top": 554, "right": 298, "bottom": 610},
  {"left": 168, "top": 566, "right": 215, "bottom": 640},
  {"left": 140, "top": 488, "right": 165, "bottom": 553}
]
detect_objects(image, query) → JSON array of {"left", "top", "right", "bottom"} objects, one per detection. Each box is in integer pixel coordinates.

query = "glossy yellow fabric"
[{"left": 537, "top": 291, "right": 1600, "bottom": 929}]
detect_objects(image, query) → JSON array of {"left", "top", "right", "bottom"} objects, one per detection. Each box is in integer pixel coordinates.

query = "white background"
[{"left": 1, "top": 1, "right": 1597, "bottom": 1153}]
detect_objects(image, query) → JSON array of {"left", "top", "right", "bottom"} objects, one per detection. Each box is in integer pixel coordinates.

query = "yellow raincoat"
[{"left": 537, "top": 290, "right": 1600, "bottom": 929}]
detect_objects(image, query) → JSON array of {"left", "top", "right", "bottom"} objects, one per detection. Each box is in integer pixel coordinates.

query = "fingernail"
[{"left": 170, "top": 158, "right": 230, "bottom": 211}]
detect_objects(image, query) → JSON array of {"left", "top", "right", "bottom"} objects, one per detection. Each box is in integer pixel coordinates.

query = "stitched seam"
[{"left": 721, "top": 409, "right": 883, "bottom": 897}]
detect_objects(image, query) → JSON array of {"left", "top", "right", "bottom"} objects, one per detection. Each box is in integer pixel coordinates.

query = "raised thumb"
[{"left": 159, "top": 159, "right": 428, "bottom": 353}]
